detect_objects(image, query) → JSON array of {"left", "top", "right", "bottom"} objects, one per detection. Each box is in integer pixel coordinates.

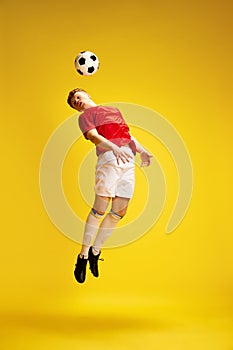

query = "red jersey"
[{"left": 78, "top": 105, "right": 136, "bottom": 156}]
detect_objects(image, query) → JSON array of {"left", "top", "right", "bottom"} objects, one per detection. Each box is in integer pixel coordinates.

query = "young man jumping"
[{"left": 67, "top": 88, "right": 152, "bottom": 283}]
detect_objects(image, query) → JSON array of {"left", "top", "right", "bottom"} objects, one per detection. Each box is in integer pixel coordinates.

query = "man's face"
[{"left": 71, "top": 91, "right": 91, "bottom": 112}]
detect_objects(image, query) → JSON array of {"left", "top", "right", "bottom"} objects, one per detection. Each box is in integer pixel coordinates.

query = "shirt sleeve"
[{"left": 78, "top": 110, "right": 96, "bottom": 139}]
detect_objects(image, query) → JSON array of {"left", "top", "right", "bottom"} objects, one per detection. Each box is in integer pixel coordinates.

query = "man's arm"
[
  {"left": 131, "top": 136, "right": 153, "bottom": 167},
  {"left": 86, "top": 128, "right": 133, "bottom": 164}
]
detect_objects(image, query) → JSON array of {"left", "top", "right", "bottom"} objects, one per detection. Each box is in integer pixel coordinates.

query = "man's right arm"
[
  {"left": 86, "top": 129, "right": 133, "bottom": 164},
  {"left": 86, "top": 128, "right": 112, "bottom": 148}
]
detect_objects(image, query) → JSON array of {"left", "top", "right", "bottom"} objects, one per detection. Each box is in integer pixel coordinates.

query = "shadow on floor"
[{"left": 0, "top": 309, "right": 174, "bottom": 337}]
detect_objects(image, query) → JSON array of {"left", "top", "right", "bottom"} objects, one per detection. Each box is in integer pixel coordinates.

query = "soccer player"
[{"left": 67, "top": 88, "right": 152, "bottom": 283}]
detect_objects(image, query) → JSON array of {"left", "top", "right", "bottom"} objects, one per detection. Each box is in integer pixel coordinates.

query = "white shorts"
[{"left": 95, "top": 146, "right": 135, "bottom": 198}]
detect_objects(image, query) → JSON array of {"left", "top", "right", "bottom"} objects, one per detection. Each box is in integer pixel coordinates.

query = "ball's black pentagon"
[
  {"left": 77, "top": 69, "right": 83, "bottom": 75},
  {"left": 90, "top": 55, "right": 96, "bottom": 61},
  {"left": 87, "top": 66, "right": 95, "bottom": 74},
  {"left": 78, "top": 57, "right": 86, "bottom": 65},
  {"left": 80, "top": 51, "right": 86, "bottom": 54}
]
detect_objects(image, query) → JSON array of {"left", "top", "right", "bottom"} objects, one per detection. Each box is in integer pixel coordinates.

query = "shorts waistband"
[{"left": 120, "top": 144, "right": 130, "bottom": 148}]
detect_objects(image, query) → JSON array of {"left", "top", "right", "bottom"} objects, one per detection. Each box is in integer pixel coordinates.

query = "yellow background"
[{"left": 1, "top": 0, "right": 233, "bottom": 349}]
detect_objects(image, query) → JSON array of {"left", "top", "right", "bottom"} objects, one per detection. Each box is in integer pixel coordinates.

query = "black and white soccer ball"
[{"left": 74, "top": 51, "right": 99, "bottom": 76}]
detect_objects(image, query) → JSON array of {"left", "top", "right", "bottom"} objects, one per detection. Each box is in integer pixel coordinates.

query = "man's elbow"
[
  {"left": 89, "top": 135, "right": 98, "bottom": 144},
  {"left": 86, "top": 131, "right": 98, "bottom": 144}
]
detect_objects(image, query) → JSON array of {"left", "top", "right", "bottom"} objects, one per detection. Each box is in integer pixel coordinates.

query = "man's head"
[{"left": 67, "top": 88, "right": 94, "bottom": 112}]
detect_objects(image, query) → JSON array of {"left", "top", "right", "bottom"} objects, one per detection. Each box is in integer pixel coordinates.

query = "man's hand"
[
  {"left": 139, "top": 151, "right": 153, "bottom": 167},
  {"left": 112, "top": 145, "right": 133, "bottom": 165}
]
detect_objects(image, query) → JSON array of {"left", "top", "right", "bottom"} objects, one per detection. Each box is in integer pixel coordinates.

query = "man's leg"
[
  {"left": 74, "top": 195, "right": 110, "bottom": 283},
  {"left": 89, "top": 196, "right": 130, "bottom": 277},
  {"left": 93, "top": 196, "right": 130, "bottom": 250},
  {"left": 80, "top": 195, "right": 110, "bottom": 257}
]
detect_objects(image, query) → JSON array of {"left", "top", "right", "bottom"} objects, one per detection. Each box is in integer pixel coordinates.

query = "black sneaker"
[
  {"left": 74, "top": 255, "right": 88, "bottom": 283},
  {"left": 88, "top": 247, "right": 103, "bottom": 277}
]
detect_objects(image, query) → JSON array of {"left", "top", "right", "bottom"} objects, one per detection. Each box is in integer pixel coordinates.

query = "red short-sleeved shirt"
[{"left": 78, "top": 105, "right": 136, "bottom": 156}]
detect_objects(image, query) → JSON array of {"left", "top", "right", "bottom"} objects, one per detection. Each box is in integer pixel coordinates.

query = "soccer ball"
[{"left": 74, "top": 51, "right": 99, "bottom": 76}]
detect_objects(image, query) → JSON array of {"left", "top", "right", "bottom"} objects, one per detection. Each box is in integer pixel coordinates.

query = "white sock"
[
  {"left": 93, "top": 213, "right": 121, "bottom": 251},
  {"left": 79, "top": 253, "right": 88, "bottom": 259},
  {"left": 92, "top": 246, "right": 100, "bottom": 256},
  {"left": 81, "top": 212, "right": 102, "bottom": 254}
]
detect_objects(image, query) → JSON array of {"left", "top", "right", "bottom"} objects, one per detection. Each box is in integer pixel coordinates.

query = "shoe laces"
[
  {"left": 91, "top": 256, "right": 104, "bottom": 262},
  {"left": 93, "top": 256, "right": 104, "bottom": 261}
]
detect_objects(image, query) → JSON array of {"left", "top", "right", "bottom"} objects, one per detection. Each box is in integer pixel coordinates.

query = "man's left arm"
[{"left": 131, "top": 136, "right": 153, "bottom": 167}]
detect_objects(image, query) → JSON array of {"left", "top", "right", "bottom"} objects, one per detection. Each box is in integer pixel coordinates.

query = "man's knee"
[
  {"left": 90, "top": 208, "right": 105, "bottom": 219},
  {"left": 109, "top": 208, "right": 127, "bottom": 220},
  {"left": 111, "top": 196, "right": 129, "bottom": 219},
  {"left": 93, "top": 195, "right": 110, "bottom": 215}
]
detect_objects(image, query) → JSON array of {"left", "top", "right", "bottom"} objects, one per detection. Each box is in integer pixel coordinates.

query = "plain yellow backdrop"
[{"left": 1, "top": 0, "right": 233, "bottom": 349}]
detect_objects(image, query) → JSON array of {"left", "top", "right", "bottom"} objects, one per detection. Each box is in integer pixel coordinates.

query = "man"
[{"left": 67, "top": 88, "right": 152, "bottom": 283}]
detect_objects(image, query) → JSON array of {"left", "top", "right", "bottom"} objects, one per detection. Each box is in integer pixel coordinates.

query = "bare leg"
[{"left": 111, "top": 196, "right": 130, "bottom": 217}]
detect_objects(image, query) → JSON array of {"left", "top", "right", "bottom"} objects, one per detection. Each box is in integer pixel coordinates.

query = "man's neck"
[{"left": 84, "top": 102, "right": 97, "bottom": 110}]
